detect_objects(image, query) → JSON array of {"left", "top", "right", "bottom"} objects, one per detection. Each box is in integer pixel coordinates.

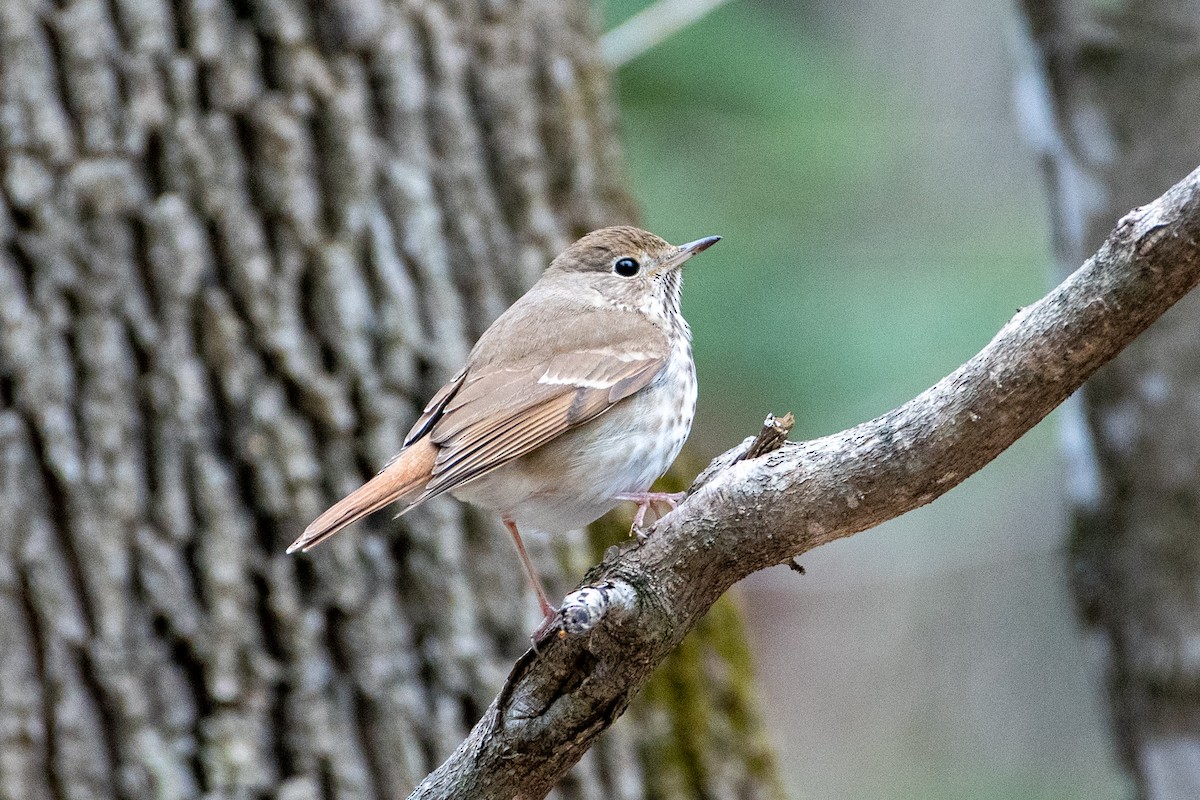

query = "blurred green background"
[{"left": 600, "top": 1, "right": 1129, "bottom": 798}]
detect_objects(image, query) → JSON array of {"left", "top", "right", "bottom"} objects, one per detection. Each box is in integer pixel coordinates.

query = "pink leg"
[
  {"left": 615, "top": 491, "right": 688, "bottom": 535},
  {"left": 503, "top": 518, "right": 557, "bottom": 635}
]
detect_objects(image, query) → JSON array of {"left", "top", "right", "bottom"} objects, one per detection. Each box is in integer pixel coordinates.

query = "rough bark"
[
  {"left": 411, "top": 166, "right": 1200, "bottom": 798},
  {"left": 0, "top": 1, "right": 778, "bottom": 799},
  {"left": 1015, "top": 3, "right": 1200, "bottom": 796}
]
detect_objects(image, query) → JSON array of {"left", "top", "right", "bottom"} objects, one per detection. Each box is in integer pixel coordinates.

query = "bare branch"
[
  {"left": 740, "top": 412, "right": 795, "bottom": 461},
  {"left": 601, "top": 0, "right": 734, "bottom": 67},
  {"left": 409, "top": 166, "right": 1200, "bottom": 799}
]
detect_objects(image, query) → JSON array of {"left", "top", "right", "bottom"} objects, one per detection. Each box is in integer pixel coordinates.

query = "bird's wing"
[
  {"left": 403, "top": 366, "right": 467, "bottom": 448},
  {"left": 414, "top": 330, "right": 670, "bottom": 501}
]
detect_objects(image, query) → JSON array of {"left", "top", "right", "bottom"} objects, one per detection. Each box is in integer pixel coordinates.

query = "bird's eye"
[{"left": 613, "top": 257, "right": 640, "bottom": 277}]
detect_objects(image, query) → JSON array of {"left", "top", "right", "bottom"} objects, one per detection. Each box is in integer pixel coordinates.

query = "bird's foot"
[
  {"left": 530, "top": 605, "right": 559, "bottom": 650},
  {"left": 615, "top": 491, "right": 687, "bottom": 541}
]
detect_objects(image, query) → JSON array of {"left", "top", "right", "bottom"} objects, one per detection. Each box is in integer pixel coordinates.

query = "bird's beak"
[{"left": 661, "top": 235, "right": 722, "bottom": 271}]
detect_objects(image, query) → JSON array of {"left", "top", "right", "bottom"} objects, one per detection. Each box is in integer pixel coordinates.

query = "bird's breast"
[{"left": 451, "top": 337, "right": 697, "bottom": 533}]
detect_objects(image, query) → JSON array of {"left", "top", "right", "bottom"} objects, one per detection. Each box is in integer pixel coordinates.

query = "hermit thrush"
[{"left": 288, "top": 226, "right": 719, "bottom": 631}]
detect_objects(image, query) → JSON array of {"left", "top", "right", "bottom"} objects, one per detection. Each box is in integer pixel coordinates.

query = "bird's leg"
[
  {"left": 615, "top": 491, "right": 688, "bottom": 536},
  {"left": 502, "top": 517, "right": 557, "bottom": 636}
]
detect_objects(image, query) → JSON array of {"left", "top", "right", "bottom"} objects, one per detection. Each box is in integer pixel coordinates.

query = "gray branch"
[{"left": 410, "top": 166, "right": 1200, "bottom": 800}]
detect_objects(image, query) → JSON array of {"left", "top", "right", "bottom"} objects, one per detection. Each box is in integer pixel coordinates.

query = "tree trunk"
[
  {"left": 1016, "top": 2, "right": 1200, "bottom": 796},
  {"left": 0, "top": 1, "right": 777, "bottom": 798}
]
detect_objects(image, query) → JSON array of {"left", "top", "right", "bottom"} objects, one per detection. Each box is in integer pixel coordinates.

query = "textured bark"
[
  {"left": 1016, "top": 3, "right": 1200, "bottom": 796},
  {"left": 411, "top": 167, "right": 1200, "bottom": 797},
  {"left": 0, "top": 1, "right": 778, "bottom": 799}
]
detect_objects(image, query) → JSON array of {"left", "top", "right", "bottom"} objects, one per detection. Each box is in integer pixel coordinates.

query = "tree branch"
[
  {"left": 600, "top": 0, "right": 735, "bottom": 67},
  {"left": 410, "top": 166, "right": 1200, "bottom": 799}
]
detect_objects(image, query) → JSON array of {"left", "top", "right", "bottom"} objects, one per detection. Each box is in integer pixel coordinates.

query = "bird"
[{"left": 288, "top": 226, "right": 720, "bottom": 634}]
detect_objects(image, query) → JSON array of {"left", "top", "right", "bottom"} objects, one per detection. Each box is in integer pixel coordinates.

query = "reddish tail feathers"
[{"left": 288, "top": 438, "right": 438, "bottom": 553}]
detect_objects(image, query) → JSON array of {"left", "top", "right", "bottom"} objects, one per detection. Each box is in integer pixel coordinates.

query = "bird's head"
[{"left": 545, "top": 226, "right": 721, "bottom": 315}]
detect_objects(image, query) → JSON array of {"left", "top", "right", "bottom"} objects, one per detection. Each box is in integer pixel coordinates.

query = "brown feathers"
[
  {"left": 419, "top": 345, "right": 667, "bottom": 499},
  {"left": 287, "top": 438, "right": 438, "bottom": 553}
]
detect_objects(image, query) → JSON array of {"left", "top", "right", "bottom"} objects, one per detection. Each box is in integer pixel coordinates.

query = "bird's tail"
[{"left": 287, "top": 438, "right": 438, "bottom": 553}]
